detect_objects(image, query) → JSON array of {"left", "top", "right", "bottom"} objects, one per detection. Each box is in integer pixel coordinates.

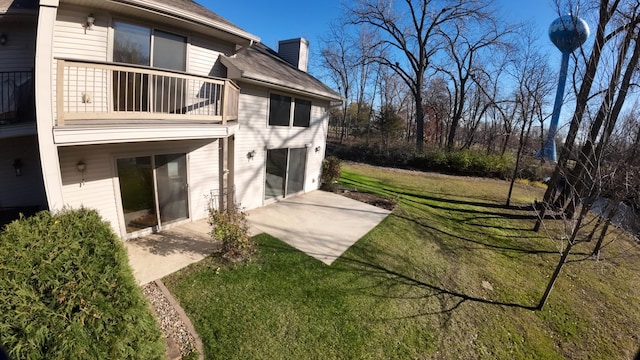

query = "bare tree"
[
  {"left": 534, "top": 0, "right": 640, "bottom": 309},
  {"left": 320, "top": 21, "right": 355, "bottom": 143},
  {"left": 349, "top": 0, "right": 492, "bottom": 152},
  {"left": 435, "top": 14, "right": 511, "bottom": 151},
  {"left": 506, "top": 28, "right": 554, "bottom": 205},
  {"left": 534, "top": 0, "right": 636, "bottom": 231},
  {"left": 424, "top": 77, "right": 451, "bottom": 146}
]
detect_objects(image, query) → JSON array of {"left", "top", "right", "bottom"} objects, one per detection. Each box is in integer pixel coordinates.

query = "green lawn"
[{"left": 164, "top": 163, "right": 640, "bottom": 359}]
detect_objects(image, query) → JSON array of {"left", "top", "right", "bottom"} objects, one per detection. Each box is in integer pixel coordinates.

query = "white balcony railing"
[{"left": 56, "top": 59, "right": 239, "bottom": 126}]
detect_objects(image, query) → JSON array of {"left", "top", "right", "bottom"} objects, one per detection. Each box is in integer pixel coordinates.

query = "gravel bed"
[{"left": 143, "top": 282, "right": 197, "bottom": 358}]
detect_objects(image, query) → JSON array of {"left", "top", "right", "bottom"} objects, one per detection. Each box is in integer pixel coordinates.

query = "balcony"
[
  {"left": 55, "top": 59, "right": 239, "bottom": 127},
  {"left": 1, "top": 70, "right": 35, "bottom": 126}
]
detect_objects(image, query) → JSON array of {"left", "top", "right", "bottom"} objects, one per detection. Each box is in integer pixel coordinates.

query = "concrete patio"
[{"left": 125, "top": 190, "right": 391, "bottom": 284}]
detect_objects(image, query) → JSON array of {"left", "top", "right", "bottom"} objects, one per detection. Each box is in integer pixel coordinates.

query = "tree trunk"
[
  {"left": 556, "top": 31, "right": 637, "bottom": 218},
  {"left": 533, "top": 7, "right": 610, "bottom": 231},
  {"left": 507, "top": 112, "right": 533, "bottom": 206},
  {"left": 538, "top": 201, "right": 590, "bottom": 309},
  {"left": 415, "top": 89, "right": 425, "bottom": 152}
]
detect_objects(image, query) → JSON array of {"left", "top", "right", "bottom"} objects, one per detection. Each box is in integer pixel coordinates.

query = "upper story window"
[
  {"left": 112, "top": 21, "right": 187, "bottom": 112},
  {"left": 268, "top": 93, "right": 311, "bottom": 128},
  {"left": 112, "top": 21, "right": 186, "bottom": 72}
]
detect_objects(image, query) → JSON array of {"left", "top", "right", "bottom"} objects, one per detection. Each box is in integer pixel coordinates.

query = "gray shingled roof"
[
  {"left": 152, "top": 0, "right": 239, "bottom": 29},
  {"left": 222, "top": 43, "right": 342, "bottom": 102},
  {"left": 0, "top": 0, "right": 38, "bottom": 13}
]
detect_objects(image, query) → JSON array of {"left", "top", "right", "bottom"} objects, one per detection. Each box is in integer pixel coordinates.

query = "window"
[
  {"left": 268, "top": 93, "right": 312, "bottom": 128},
  {"left": 112, "top": 21, "right": 187, "bottom": 112},
  {"left": 268, "top": 94, "right": 291, "bottom": 126},
  {"left": 293, "top": 98, "right": 311, "bottom": 127}
]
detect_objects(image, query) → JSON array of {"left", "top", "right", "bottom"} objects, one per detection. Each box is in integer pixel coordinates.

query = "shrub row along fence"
[{"left": 328, "top": 142, "right": 534, "bottom": 179}]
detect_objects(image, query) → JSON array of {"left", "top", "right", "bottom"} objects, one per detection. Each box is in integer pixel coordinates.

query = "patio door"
[
  {"left": 117, "top": 153, "right": 189, "bottom": 234},
  {"left": 265, "top": 147, "right": 307, "bottom": 201}
]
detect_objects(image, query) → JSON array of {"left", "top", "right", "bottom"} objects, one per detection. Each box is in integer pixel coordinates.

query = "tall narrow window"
[
  {"left": 152, "top": 30, "right": 187, "bottom": 113},
  {"left": 293, "top": 98, "right": 311, "bottom": 127},
  {"left": 268, "top": 93, "right": 291, "bottom": 126},
  {"left": 113, "top": 22, "right": 151, "bottom": 111}
]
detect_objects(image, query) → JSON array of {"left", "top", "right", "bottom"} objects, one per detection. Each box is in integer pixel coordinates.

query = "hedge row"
[
  {"left": 328, "top": 143, "right": 517, "bottom": 179},
  {"left": 0, "top": 209, "right": 165, "bottom": 359}
]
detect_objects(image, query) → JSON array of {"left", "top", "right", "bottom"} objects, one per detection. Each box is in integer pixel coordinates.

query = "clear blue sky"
[{"left": 202, "top": 0, "right": 566, "bottom": 63}]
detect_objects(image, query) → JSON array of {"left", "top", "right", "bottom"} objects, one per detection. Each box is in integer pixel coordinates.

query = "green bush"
[
  {"left": 321, "top": 156, "right": 342, "bottom": 191},
  {"left": 447, "top": 150, "right": 472, "bottom": 172},
  {"left": 208, "top": 205, "right": 254, "bottom": 260},
  {"left": 518, "top": 155, "right": 548, "bottom": 181},
  {"left": 0, "top": 209, "right": 165, "bottom": 359},
  {"left": 410, "top": 149, "right": 513, "bottom": 179}
]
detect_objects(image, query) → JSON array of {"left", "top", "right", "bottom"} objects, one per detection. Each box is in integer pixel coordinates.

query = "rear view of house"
[{"left": 0, "top": 0, "right": 341, "bottom": 238}]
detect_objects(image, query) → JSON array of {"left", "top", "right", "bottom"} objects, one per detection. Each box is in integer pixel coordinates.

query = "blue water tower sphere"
[{"left": 549, "top": 14, "right": 590, "bottom": 53}]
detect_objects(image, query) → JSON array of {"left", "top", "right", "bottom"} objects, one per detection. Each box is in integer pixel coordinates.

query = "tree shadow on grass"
[
  {"left": 342, "top": 176, "right": 532, "bottom": 211},
  {"left": 338, "top": 254, "right": 540, "bottom": 315},
  {"left": 258, "top": 239, "right": 539, "bottom": 319},
  {"left": 342, "top": 177, "right": 553, "bottom": 223},
  {"left": 390, "top": 212, "right": 563, "bottom": 256}
]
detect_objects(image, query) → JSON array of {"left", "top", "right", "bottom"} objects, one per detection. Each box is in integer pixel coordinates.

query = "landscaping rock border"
[{"left": 143, "top": 281, "right": 204, "bottom": 360}]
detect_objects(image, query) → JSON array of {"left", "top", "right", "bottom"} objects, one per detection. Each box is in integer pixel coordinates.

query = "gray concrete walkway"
[
  {"left": 125, "top": 190, "right": 390, "bottom": 284},
  {"left": 124, "top": 220, "right": 218, "bottom": 285}
]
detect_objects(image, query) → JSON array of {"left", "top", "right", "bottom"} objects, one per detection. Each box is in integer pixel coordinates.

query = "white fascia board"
[
  {"left": 53, "top": 123, "right": 239, "bottom": 146},
  {"left": 239, "top": 73, "right": 343, "bottom": 102},
  {"left": 110, "top": 0, "right": 260, "bottom": 44}
]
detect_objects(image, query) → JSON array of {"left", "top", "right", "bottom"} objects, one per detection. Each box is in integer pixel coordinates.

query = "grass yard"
[{"left": 165, "top": 163, "right": 640, "bottom": 359}]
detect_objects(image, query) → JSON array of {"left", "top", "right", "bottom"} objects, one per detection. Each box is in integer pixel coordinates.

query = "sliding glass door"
[
  {"left": 155, "top": 153, "right": 189, "bottom": 223},
  {"left": 117, "top": 156, "right": 157, "bottom": 233},
  {"left": 117, "top": 153, "right": 189, "bottom": 234},
  {"left": 264, "top": 147, "right": 307, "bottom": 201}
]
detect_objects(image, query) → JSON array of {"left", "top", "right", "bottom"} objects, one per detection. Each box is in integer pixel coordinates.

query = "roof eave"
[
  {"left": 106, "top": 0, "right": 260, "bottom": 44},
  {"left": 239, "top": 73, "right": 343, "bottom": 102}
]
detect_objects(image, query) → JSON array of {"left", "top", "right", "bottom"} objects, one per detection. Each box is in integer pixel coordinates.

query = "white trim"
[
  {"left": 104, "top": 0, "right": 259, "bottom": 44},
  {"left": 35, "top": 2, "right": 65, "bottom": 209},
  {"left": 40, "top": 0, "right": 59, "bottom": 7},
  {"left": 53, "top": 123, "right": 239, "bottom": 146}
]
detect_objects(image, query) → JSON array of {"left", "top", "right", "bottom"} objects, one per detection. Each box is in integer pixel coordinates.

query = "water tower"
[{"left": 539, "top": 14, "right": 590, "bottom": 162}]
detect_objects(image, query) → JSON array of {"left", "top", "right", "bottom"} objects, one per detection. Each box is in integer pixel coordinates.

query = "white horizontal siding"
[
  {"left": 188, "top": 140, "right": 219, "bottom": 221},
  {"left": 52, "top": 7, "right": 109, "bottom": 123},
  {"left": 58, "top": 139, "right": 219, "bottom": 238},
  {"left": 53, "top": 8, "right": 109, "bottom": 62},
  {"left": 0, "top": 20, "right": 36, "bottom": 72},
  {"left": 0, "top": 135, "right": 46, "bottom": 208},
  {"left": 234, "top": 84, "right": 330, "bottom": 211},
  {"left": 188, "top": 35, "right": 233, "bottom": 78}
]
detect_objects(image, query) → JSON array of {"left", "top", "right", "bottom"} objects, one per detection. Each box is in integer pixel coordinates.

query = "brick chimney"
[{"left": 278, "top": 38, "right": 309, "bottom": 72}]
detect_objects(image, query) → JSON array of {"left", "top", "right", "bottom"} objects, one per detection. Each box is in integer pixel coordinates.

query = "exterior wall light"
[
  {"left": 13, "top": 158, "right": 22, "bottom": 177},
  {"left": 77, "top": 161, "right": 86, "bottom": 186},
  {"left": 84, "top": 14, "right": 95, "bottom": 30},
  {"left": 315, "top": 146, "right": 321, "bottom": 153},
  {"left": 247, "top": 150, "right": 256, "bottom": 160}
]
